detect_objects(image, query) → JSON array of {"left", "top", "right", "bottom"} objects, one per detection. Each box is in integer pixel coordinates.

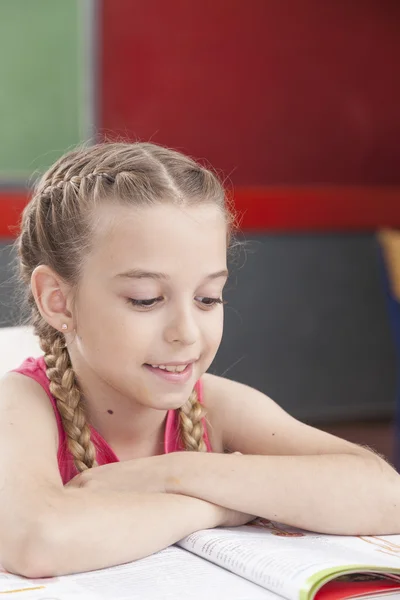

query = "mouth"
[
  {"left": 143, "top": 362, "right": 195, "bottom": 384},
  {"left": 146, "top": 363, "right": 188, "bottom": 373}
]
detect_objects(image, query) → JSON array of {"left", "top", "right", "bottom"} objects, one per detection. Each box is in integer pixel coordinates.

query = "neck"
[{"left": 68, "top": 356, "right": 168, "bottom": 459}]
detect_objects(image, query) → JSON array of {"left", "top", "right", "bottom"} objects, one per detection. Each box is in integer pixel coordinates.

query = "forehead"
[{"left": 87, "top": 203, "right": 228, "bottom": 279}]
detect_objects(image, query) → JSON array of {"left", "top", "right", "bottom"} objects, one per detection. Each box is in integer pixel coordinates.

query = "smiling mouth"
[
  {"left": 143, "top": 362, "right": 194, "bottom": 383},
  {"left": 145, "top": 363, "right": 188, "bottom": 373}
]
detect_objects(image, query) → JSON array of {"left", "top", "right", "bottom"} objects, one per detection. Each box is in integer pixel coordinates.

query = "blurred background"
[{"left": 0, "top": 0, "right": 399, "bottom": 462}]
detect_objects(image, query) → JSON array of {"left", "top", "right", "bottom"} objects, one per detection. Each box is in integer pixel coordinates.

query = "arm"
[
  {"left": 167, "top": 451, "right": 400, "bottom": 535},
  {"left": 35, "top": 487, "right": 224, "bottom": 577},
  {"left": 0, "top": 374, "right": 231, "bottom": 578},
  {"left": 166, "top": 375, "right": 400, "bottom": 535}
]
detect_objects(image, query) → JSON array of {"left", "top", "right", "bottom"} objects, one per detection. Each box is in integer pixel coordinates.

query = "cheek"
[
  {"left": 74, "top": 289, "right": 129, "bottom": 350},
  {"left": 204, "top": 312, "right": 224, "bottom": 348},
  {"left": 77, "top": 303, "right": 160, "bottom": 364},
  {"left": 199, "top": 314, "right": 224, "bottom": 373}
]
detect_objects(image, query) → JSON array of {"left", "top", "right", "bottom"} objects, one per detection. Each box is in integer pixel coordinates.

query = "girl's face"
[{"left": 71, "top": 202, "right": 228, "bottom": 410}]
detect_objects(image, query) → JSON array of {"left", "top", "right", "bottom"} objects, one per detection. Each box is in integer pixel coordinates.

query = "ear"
[{"left": 31, "top": 265, "right": 74, "bottom": 332}]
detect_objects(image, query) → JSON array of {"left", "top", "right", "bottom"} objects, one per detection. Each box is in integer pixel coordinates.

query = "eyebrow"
[{"left": 115, "top": 268, "right": 229, "bottom": 281}]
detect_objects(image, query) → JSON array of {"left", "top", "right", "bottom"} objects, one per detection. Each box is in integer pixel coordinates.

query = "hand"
[{"left": 67, "top": 454, "right": 174, "bottom": 494}]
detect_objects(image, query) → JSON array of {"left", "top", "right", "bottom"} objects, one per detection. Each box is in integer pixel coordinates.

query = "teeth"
[
  {"left": 169, "top": 365, "right": 187, "bottom": 373},
  {"left": 150, "top": 364, "right": 188, "bottom": 373}
]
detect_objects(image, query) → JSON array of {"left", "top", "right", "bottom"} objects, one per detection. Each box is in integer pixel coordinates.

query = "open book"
[{"left": 1, "top": 519, "right": 400, "bottom": 599}]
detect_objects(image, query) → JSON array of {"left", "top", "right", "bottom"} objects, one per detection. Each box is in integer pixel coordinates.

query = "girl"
[{"left": 0, "top": 142, "right": 399, "bottom": 578}]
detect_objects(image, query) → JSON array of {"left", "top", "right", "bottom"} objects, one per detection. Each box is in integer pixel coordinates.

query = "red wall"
[
  {"left": 1, "top": 1, "right": 399, "bottom": 238},
  {"left": 101, "top": 0, "right": 400, "bottom": 186}
]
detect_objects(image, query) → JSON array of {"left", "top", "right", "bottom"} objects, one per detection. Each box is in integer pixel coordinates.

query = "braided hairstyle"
[{"left": 16, "top": 142, "right": 235, "bottom": 471}]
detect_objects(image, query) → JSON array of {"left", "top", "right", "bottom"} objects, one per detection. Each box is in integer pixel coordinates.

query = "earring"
[{"left": 61, "top": 323, "right": 68, "bottom": 331}]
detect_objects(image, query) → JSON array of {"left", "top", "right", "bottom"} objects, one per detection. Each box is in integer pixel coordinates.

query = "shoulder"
[
  {"left": 201, "top": 371, "right": 269, "bottom": 416},
  {"left": 0, "top": 375, "right": 65, "bottom": 539},
  {"left": 200, "top": 373, "right": 365, "bottom": 457},
  {"left": 200, "top": 373, "right": 268, "bottom": 452},
  {"left": 0, "top": 371, "right": 59, "bottom": 446}
]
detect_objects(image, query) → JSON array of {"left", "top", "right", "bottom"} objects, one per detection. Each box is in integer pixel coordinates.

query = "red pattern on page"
[{"left": 247, "top": 517, "right": 305, "bottom": 536}]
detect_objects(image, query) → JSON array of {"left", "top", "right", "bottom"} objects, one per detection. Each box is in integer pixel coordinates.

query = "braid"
[
  {"left": 178, "top": 389, "right": 208, "bottom": 452},
  {"left": 39, "top": 172, "right": 115, "bottom": 199},
  {"left": 42, "top": 335, "right": 97, "bottom": 472}
]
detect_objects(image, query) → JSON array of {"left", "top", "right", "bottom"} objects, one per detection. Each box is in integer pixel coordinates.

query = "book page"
[
  {"left": 0, "top": 547, "right": 281, "bottom": 600},
  {"left": 0, "top": 570, "right": 97, "bottom": 599},
  {"left": 177, "top": 520, "right": 400, "bottom": 600},
  {"left": 316, "top": 533, "right": 400, "bottom": 561}
]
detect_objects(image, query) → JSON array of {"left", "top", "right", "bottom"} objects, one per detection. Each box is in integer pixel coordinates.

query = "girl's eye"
[
  {"left": 127, "top": 296, "right": 226, "bottom": 310},
  {"left": 128, "top": 297, "right": 163, "bottom": 309},
  {"left": 196, "top": 297, "right": 225, "bottom": 308}
]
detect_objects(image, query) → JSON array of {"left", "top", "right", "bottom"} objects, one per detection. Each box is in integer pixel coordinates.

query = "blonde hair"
[{"left": 16, "top": 142, "right": 235, "bottom": 472}]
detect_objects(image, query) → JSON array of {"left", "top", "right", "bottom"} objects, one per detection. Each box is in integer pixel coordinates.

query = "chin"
[{"left": 149, "top": 390, "right": 193, "bottom": 412}]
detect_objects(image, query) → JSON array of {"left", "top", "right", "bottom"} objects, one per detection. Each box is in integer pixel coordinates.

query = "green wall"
[{"left": 0, "top": 0, "right": 86, "bottom": 180}]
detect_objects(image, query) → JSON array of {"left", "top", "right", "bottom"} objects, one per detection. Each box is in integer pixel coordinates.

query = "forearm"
[
  {"left": 168, "top": 452, "right": 400, "bottom": 535},
  {"left": 16, "top": 488, "right": 221, "bottom": 577}
]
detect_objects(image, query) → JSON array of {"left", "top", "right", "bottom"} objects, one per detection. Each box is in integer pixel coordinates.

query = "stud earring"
[{"left": 61, "top": 323, "right": 68, "bottom": 331}]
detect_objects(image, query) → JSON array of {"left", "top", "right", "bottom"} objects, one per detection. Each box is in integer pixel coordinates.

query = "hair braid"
[
  {"left": 178, "top": 389, "right": 208, "bottom": 452},
  {"left": 42, "top": 335, "right": 97, "bottom": 472}
]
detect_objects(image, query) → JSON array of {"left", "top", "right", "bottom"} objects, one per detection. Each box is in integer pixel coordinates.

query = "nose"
[{"left": 163, "top": 304, "right": 199, "bottom": 346}]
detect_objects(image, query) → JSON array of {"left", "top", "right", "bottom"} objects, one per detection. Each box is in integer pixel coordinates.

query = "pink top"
[{"left": 12, "top": 356, "right": 212, "bottom": 484}]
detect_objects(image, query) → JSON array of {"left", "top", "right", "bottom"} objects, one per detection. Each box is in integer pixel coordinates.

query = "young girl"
[{"left": 0, "top": 142, "right": 399, "bottom": 578}]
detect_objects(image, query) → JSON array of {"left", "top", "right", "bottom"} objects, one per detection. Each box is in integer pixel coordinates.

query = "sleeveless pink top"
[{"left": 12, "top": 356, "right": 212, "bottom": 484}]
